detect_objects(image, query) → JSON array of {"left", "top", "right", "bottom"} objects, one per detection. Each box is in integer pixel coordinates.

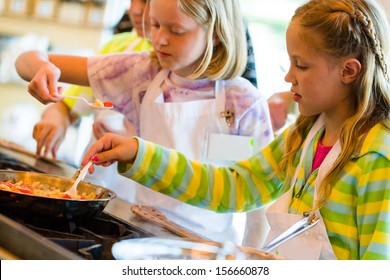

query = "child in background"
[
  {"left": 16, "top": 0, "right": 274, "bottom": 244},
  {"left": 77, "top": 0, "right": 389, "bottom": 259},
  {"left": 31, "top": 0, "right": 153, "bottom": 202}
]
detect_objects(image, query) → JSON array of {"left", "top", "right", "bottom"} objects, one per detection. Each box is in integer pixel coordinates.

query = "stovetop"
[
  {"left": 0, "top": 210, "right": 151, "bottom": 260},
  {"left": 0, "top": 145, "right": 179, "bottom": 260}
]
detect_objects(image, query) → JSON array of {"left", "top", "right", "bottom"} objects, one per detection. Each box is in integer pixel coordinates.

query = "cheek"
[
  {"left": 150, "top": 31, "right": 158, "bottom": 44},
  {"left": 191, "top": 37, "right": 208, "bottom": 57},
  {"left": 176, "top": 38, "right": 203, "bottom": 58},
  {"left": 304, "top": 78, "right": 323, "bottom": 95}
]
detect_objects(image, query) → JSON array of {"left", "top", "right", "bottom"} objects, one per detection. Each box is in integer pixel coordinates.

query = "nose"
[
  {"left": 153, "top": 28, "right": 169, "bottom": 47},
  {"left": 284, "top": 66, "right": 296, "bottom": 85}
]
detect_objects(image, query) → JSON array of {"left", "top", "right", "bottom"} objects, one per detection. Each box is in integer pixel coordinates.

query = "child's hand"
[
  {"left": 81, "top": 133, "right": 139, "bottom": 173},
  {"left": 27, "top": 63, "right": 63, "bottom": 104},
  {"left": 33, "top": 118, "right": 66, "bottom": 159}
]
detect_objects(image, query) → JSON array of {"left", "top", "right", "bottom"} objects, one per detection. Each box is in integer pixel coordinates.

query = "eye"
[
  {"left": 290, "top": 58, "right": 308, "bottom": 71},
  {"left": 295, "top": 64, "right": 308, "bottom": 70},
  {"left": 150, "top": 20, "right": 159, "bottom": 29},
  {"left": 171, "top": 28, "right": 184, "bottom": 35}
]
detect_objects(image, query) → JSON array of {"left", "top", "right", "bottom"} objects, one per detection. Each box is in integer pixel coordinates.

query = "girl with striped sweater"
[{"left": 81, "top": 0, "right": 390, "bottom": 259}]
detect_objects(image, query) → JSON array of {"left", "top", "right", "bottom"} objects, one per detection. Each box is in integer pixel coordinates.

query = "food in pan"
[{"left": 0, "top": 179, "right": 97, "bottom": 200}]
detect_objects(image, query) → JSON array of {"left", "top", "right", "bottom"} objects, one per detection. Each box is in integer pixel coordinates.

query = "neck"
[{"left": 322, "top": 112, "right": 350, "bottom": 146}]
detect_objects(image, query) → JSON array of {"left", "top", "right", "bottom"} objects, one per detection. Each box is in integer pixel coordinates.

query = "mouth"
[
  {"left": 156, "top": 51, "right": 171, "bottom": 59},
  {"left": 291, "top": 90, "right": 302, "bottom": 102}
]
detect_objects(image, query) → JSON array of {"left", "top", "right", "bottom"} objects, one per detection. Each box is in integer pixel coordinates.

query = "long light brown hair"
[{"left": 279, "top": 0, "right": 390, "bottom": 210}]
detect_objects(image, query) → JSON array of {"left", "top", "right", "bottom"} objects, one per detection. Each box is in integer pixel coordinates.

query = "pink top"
[{"left": 312, "top": 140, "right": 333, "bottom": 172}]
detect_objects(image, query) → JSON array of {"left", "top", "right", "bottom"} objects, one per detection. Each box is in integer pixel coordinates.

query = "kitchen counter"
[{"left": 104, "top": 197, "right": 179, "bottom": 239}]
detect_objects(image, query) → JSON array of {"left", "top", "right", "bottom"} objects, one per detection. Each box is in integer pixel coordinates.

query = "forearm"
[
  {"left": 41, "top": 102, "right": 77, "bottom": 127},
  {"left": 120, "top": 138, "right": 283, "bottom": 213},
  {"left": 15, "top": 51, "right": 52, "bottom": 82},
  {"left": 50, "top": 54, "right": 89, "bottom": 86},
  {"left": 15, "top": 51, "right": 89, "bottom": 86}
]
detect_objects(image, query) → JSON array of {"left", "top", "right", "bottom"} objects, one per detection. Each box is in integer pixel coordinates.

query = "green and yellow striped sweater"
[{"left": 119, "top": 123, "right": 390, "bottom": 260}]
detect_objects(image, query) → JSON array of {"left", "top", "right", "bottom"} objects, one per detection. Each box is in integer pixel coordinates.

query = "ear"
[{"left": 341, "top": 58, "right": 361, "bottom": 85}]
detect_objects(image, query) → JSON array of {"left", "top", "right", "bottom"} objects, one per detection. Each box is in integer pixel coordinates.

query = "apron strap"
[
  {"left": 291, "top": 114, "right": 341, "bottom": 201},
  {"left": 141, "top": 69, "right": 170, "bottom": 105},
  {"left": 290, "top": 114, "right": 325, "bottom": 187},
  {"left": 215, "top": 80, "right": 229, "bottom": 132}
]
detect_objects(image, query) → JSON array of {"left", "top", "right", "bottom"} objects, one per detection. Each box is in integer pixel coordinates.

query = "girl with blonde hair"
[
  {"left": 16, "top": 0, "right": 273, "bottom": 243},
  {"left": 78, "top": 0, "right": 389, "bottom": 259}
]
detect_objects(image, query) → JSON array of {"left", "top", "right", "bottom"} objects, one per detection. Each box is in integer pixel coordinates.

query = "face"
[
  {"left": 149, "top": 0, "right": 208, "bottom": 77},
  {"left": 284, "top": 21, "right": 353, "bottom": 118},
  {"left": 129, "top": 0, "right": 150, "bottom": 37}
]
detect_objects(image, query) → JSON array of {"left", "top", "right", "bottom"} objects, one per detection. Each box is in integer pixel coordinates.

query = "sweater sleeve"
[
  {"left": 119, "top": 134, "right": 287, "bottom": 213},
  {"left": 356, "top": 152, "right": 390, "bottom": 260}
]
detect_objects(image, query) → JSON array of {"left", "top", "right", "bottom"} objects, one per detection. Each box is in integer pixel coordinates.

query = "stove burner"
[{"left": 3, "top": 210, "right": 144, "bottom": 260}]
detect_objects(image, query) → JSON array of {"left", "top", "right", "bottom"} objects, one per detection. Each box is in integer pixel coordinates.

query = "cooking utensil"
[
  {"left": 0, "top": 170, "right": 116, "bottom": 219},
  {"left": 130, "top": 205, "right": 207, "bottom": 240},
  {"left": 261, "top": 214, "right": 320, "bottom": 252},
  {"left": 112, "top": 237, "right": 285, "bottom": 260},
  {"left": 62, "top": 95, "right": 113, "bottom": 110},
  {"left": 129, "top": 205, "right": 286, "bottom": 260},
  {"left": 63, "top": 161, "right": 93, "bottom": 199},
  {"left": 128, "top": 205, "right": 286, "bottom": 260}
]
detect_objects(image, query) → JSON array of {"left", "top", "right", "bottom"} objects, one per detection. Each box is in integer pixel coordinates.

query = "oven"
[{"left": 0, "top": 144, "right": 178, "bottom": 260}]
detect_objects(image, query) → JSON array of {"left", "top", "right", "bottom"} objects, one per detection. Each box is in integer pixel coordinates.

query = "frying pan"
[{"left": 0, "top": 170, "right": 116, "bottom": 220}]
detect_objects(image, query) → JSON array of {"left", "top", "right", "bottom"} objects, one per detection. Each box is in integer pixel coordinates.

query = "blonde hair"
[
  {"left": 168, "top": 0, "right": 248, "bottom": 80},
  {"left": 280, "top": 0, "right": 390, "bottom": 210}
]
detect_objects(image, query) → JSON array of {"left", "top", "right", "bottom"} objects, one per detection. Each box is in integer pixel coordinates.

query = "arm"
[
  {"left": 33, "top": 102, "right": 79, "bottom": 158},
  {"left": 82, "top": 133, "right": 286, "bottom": 213},
  {"left": 15, "top": 51, "right": 89, "bottom": 104},
  {"left": 356, "top": 153, "right": 390, "bottom": 260}
]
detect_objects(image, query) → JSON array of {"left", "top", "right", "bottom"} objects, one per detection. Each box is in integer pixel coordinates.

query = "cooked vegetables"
[{"left": 0, "top": 180, "right": 97, "bottom": 200}]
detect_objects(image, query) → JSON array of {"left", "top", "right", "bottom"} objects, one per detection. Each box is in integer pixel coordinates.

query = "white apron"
[
  {"left": 135, "top": 69, "right": 252, "bottom": 242},
  {"left": 82, "top": 37, "right": 145, "bottom": 202},
  {"left": 265, "top": 114, "right": 340, "bottom": 259}
]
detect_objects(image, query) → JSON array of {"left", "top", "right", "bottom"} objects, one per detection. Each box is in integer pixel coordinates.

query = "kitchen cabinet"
[
  {"left": 0, "top": 1, "right": 117, "bottom": 52},
  {"left": 2, "top": 0, "right": 107, "bottom": 26}
]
